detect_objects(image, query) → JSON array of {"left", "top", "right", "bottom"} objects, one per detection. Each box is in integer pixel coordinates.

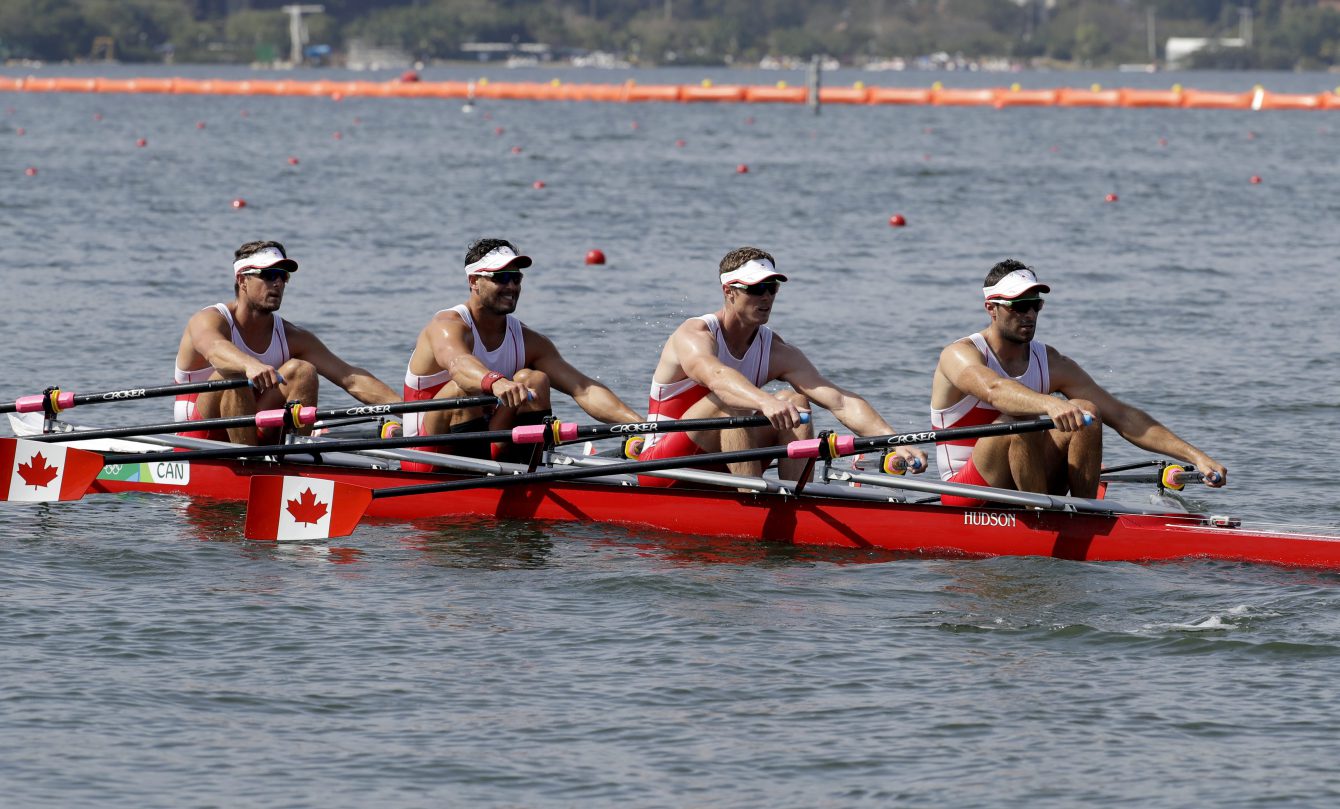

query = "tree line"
[{"left": 2, "top": 0, "right": 1338, "bottom": 69}]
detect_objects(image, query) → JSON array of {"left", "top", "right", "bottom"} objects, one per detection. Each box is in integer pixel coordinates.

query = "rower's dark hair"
[
  {"left": 984, "top": 259, "right": 1032, "bottom": 288},
  {"left": 719, "top": 246, "right": 776, "bottom": 276},
  {"left": 233, "top": 240, "right": 287, "bottom": 295},
  {"left": 465, "top": 238, "right": 517, "bottom": 267}
]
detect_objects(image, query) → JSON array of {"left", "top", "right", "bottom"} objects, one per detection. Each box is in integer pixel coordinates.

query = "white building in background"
[{"left": 1164, "top": 37, "right": 1246, "bottom": 67}]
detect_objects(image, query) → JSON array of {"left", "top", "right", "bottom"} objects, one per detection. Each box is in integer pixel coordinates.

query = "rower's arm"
[
  {"left": 937, "top": 341, "right": 1088, "bottom": 430},
  {"left": 1053, "top": 356, "right": 1228, "bottom": 486},
  {"left": 426, "top": 314, "right": 527, "bottom": 407},
  {"left": 676, "top": 322, "right": 778, "bottom": 413},
  {"left": 186, "top": 309, "right": 283, "bottom": 391},
  {"left": 287, "top": 325, "right": 399, "bottom": 405},
  {"left": 530, "top": 333, "right": 641, "bottom": 422}
]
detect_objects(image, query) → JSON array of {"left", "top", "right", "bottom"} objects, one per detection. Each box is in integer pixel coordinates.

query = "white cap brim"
[
  {"left": 234, "top": 246, "right": 298, "bottom": 276},
  {"left": 720, "top": 258, "right": 788, "bottom": 287},
  {"left": 465, "top": 246, "right": 533, "bottom": 276},
  {"left": 984, "top": 268, "right": 1049, "bottom": 300}
]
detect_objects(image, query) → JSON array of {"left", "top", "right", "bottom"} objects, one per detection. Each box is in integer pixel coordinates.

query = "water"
[{"left": 2, "top": 66, "right": 1340, "bottom": 807}]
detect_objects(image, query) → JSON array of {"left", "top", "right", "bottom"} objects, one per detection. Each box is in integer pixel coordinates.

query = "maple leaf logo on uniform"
[
  {"left": 17, "top": 453, "right": 60, "bottom": 489},
  {"left": 286, "top": 488, "right": 329, "bottom": 525}
]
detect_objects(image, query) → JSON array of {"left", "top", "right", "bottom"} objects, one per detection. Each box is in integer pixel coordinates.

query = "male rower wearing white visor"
[
  {"left": 400, "top": 238, "right": 641, "bottom": 471},
  {"left": 930, "top": 258, "right": 1227, "bottom": 506},
  {"left": 638, "top": 246, "right": 927, "bottom": 487},
  {"left": 173, "top": 240, "right": 399, "bottom": 444}
]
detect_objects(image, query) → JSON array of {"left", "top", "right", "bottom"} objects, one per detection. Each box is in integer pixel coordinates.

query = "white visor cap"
[
  {"left": 465, "top": 245, "right": 533, "bottom": 276},
  {"left": 720, "top": 258, "right": 788, "bottom": 287},
  {"left": 233, "top": 246, "right": 298, "bottom": 277},
  {"left": 983, "top": 268, "right": 1050, "bottom": 300}
]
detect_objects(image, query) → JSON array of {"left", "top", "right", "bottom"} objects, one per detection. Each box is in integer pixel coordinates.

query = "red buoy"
[
  {"left": 24, "top": 166, "right": 37, "bottom": 176},
  {"left": 675, "top": 139, "right": 686, "bottom": 148},
  {"left": 585, "top": 249, "right": 606, "bottom": 265},
  {"left": 1250, "top": 175, "right": 1263, "bottom": 184},
  {"left": 888, "top": 214, "right": 907, "bottom": 227},
  {"left": 136, "top": 138, "right": 148, "bottom": 147},
  {"left": 532, "top": 180, "right": 546, "bottom": 189},
  {"left": 1105, "top": 193, "right": 1119, "bottom": 203},
  {"left": 288, "top": 156, "right": 300, "bottom": 165},
  {"left": 1158, "top": 137, "right": 1168, "bottom": 147},
  {"left": 196, "top": 121, "right": 206, "bottom": 129},
  {"left": 231, "top": 198, "right": 247, "bottom": 209},
  {"left": 736, "top": 164, "right": 749, "bottom": 174},
  {"left": 331, "top": 92, "right": 344, "bottom": 102},
  {"left": 332, "top": 131, "right": 342, "bottom": 140},
  {"left": 511, "top": 146, "right": 523, "bottom": 154},
  {"left": 630, "top": 121, "right": 640, "bottom": 130},
  {"left": 494, "top": 126, "right": 505, "bottom": 136},
  {"left": 15, "top": 127, "right": 23, "bottom": 136},
  {"left": 744, "top": 116, "right": 755, "bottom": 125},
  {"left": 400, "top": 70, "right": 420, "bottom": 83},
  {"left": 93, "top": 113, "right": 103, "bottom": 122}
]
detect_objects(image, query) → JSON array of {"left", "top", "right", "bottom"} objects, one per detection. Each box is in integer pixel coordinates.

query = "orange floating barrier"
[
  {"left": 681, "top": 85, "right": 746, "bottom": 103},
  {"left": 1321, "top": 92, "right": 1340, "bottom": 110},
  {"left": 994, "top": 88, "right": 1057, "bottom": 108},
  {"left": 0, "top": 76, "right": 23, "bottom": 91},
  {"left": 1256, "top": 92, "right": 1322, "bottom": 111},
  {"left": 21, "top": 77, "right": 60, "bottom": 93},
  {"left": 819, "top": 86, "right": 870, "bottom": 104},
  {"left": 744, "top": 85, "right": 807, "bottom": 103},
  {"left": 931, "top": 87, "right": 996, "bottom": 106},
  {"left": 867, "top": 87, "right": 932, "bottom": 105},
  {"left": 1057, "top": 88, "right": 1121, "bottom": 107},
  {"left": 171, "top": 78, "right": 205, "bottom": 94},
  {"left": 626, "top": 84, "right": 682, "bottom": 102},
  {"left": 124, "top": 77, "right": 174, "bottom": 94},
  {"left": 1180, "top": 89, "right": 1252, "bottom": 109},
  {"left": 1119, "top": 88, "right": 1182, "bottom": 108},
  {"left": 583, "top": 83, "right": 629, "bottom": 102},
  {"left": 47, "top": 77, "right": 97, "bottom": 92}
]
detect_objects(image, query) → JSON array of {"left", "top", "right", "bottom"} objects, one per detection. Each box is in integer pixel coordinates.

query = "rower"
[
  {"left": 929, "top": 259, "right": 1228, "bottom": 506},
  {"left": 173, "top": 240, "right": 399, "bottom": 445},
  {"left": 637, "top": 246, "right": 926, "bottom": 486},
  {"left": 400, "top": 238, "right": 641, "bottom": 471}
]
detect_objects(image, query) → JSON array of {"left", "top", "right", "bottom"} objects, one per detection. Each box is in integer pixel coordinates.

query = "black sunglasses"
[
  {"left": 992, "top": 296, "right": 1044, "bottom": 314},
  {"left": 241, "top": 268, "right": 291, "bottom": 284},
  {"left": 480, "top": 271, "right": 524, "bottom": 285},
  {"left": 733, "top": 280, "right": 781, "bottom": 297}
]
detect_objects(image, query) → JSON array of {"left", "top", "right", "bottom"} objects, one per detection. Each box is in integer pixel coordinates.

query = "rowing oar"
[
  {"left": 244, "top": 416, "right": 1063, "bottom": 541},
  {"left": 0, "top": 378, "right": 254, "bottom": 416},
  {"left": 22, "top": 395, "right": 500, "bottom": 443},
  {"left": 0, "top": 412, "right": 807, "bottom": 503}
]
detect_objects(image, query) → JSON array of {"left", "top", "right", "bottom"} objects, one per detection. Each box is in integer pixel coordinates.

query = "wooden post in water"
[{"left": 807, "top": 55, "right": 822, "bottom": 115}]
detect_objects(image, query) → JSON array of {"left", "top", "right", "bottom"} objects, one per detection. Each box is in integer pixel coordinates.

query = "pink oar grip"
[
  {"left": 255, "top": 409, "right": 286, "bottom": 429},
  {"left": 297, "top": 407, "right": 318, "bottom": 425},
  {"left": 511, "top": 425, "right": 547, "bottom": 444},
  {"left": 786, "top": 435, "right": 855, "bottom": 458},
  {"left": 14, "top": 395, "right": 46, "bottom": 413}
]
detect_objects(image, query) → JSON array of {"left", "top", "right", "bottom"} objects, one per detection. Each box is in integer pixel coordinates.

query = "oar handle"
[
  {"left": 0, "top": 378, "right": 253, "bottom": 415},
  {"left": 511, "top": 412, "right": 810, "bottom": 445}
]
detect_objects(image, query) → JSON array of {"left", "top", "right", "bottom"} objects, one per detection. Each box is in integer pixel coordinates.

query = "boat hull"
[{"left": 86, "top": 456, "right": 1340, "bottom": 569}]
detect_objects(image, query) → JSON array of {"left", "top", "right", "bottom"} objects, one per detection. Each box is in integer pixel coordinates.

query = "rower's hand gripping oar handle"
[
  {"left": 510, "top": 412, "right": 809, "bottom": 446},
  {"left": 1, "top": 377, "right": 261, "bottom": 416}
]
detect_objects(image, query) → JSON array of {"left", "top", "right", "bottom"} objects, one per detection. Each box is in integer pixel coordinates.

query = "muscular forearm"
[
  {"left": 830, "top": 395, "right": 894, "bottom": 437},
  {"left": 1112, "top": 410, "right": 1209, "bottom": 465},
  {"left": 341, "top": 372, "right": 400, "bottom": 405},
  {"left": 574, "top": 385, "right": 641, "bottom": 423},
  {"left": 981, "top": 378, "right": 1063, "bottom": 417},
  {"left": 704, "top": 368, "right": 776, "bottom": 413}
]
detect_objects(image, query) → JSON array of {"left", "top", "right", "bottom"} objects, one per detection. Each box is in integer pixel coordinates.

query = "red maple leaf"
[
  {"left": 17, "top": 453, "right": 60, "bottom": 489},
  {"left": 286, "top": 488, "right": 329, "bottom": 525}
]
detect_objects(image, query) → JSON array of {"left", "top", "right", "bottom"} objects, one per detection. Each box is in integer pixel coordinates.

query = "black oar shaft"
[
  {"left": 0, "top": 378, "right": 252, "bottom": 415},
  {"left": 28, "top": 395, "right": 499, "bottom": 443},
  {"left": 368, "top": 417, "right": 1061, "bottom": 501}
]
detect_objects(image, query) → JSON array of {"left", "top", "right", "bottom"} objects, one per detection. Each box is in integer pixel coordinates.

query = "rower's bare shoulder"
[
  {"left": 521, "top": 324, "right": 559, "bottom": 356},
  {"left": 939, "top": 337, "right": 984, "bottom": 367}
]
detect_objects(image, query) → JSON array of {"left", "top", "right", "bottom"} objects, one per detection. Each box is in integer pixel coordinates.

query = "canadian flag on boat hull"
[
  {"left": 244, "top": 475, "right": 372, "bottom": 542},
  {"left": 0, "top": 438, "right": 104, "bottom": 502}
]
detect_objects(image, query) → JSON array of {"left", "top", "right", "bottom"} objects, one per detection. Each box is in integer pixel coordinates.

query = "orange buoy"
[
  {"left": 331, "top": 92, "right": 344, "bottom": 102},
  {"left": 889, "top": 214, "right": 907, "bottom": 227},
  {"left": 1157, "top": 137, "right": 1167, "bottom": 146},
  {"left": 93, "top": 113, "right": 103, "bottom": 121},
  {"left": 674, "top": 138, "right": 686, "bottom": 147},
  {"left": 24, "top": 166, "right": 37, "bottom": 176},
  {"left": 494, "top": 126, "right": 505, "bottom": 135},
  {"left": 585, "top": 249, "right": 606, "bottom": 265},
  {"left": 1105, "top": 193, "right": 1119, "bottom": 203},
  {"left": 400, "top": 70, "right": 420, "bottom": 83},
  {"left": 231, "top": 198, "right": 247, "bottom": 209},
  {"left": 288, "top": 156, "right": 300, "bottom": 165},
  {"left": 196, "top": 121, "right": 206, "bottom": 129},
  {"left": 630, "top": 120, "right": 640, "bottom": 130},
  {"left": 1250, "top": 175, "right": 1263, "bottom": 184},
  {"left": 532, "top": 180, "right": 546, "bottom": 189},
  {"left": 332, "top": 131, "right": 342, "bottom": 140},
  {"left": 511, "top": 145, "right": 522, "bottom": 154},
  {"left": 136, "top": 137, "right": 148, "bottom": 147},
  {"left": 736, "top": 164, "right": 749, "bottom": 174}
]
